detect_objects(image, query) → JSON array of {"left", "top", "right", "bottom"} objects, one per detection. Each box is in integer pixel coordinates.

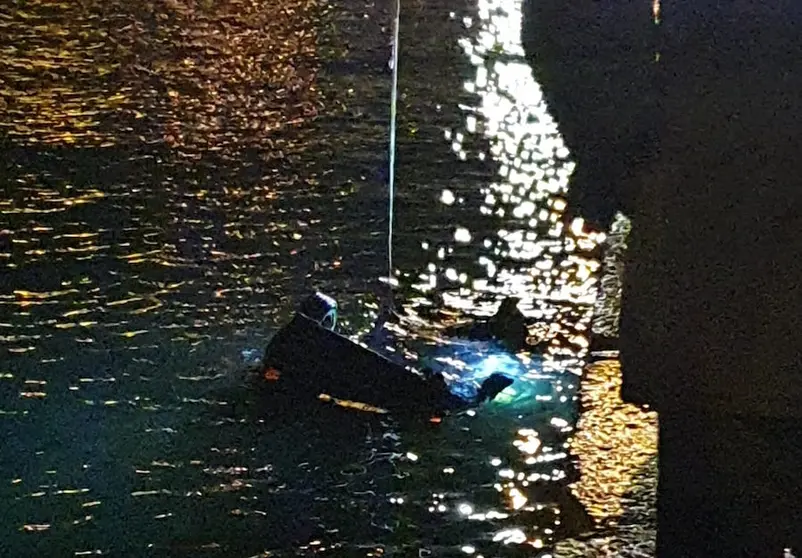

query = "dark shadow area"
[{"left": 519, "top": 0, "right": 660, "bottom": 230}]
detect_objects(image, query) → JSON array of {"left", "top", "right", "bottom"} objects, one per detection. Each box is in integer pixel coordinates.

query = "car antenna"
[{"left": 384, "top": 0, "right": 401, "bottom": 311}]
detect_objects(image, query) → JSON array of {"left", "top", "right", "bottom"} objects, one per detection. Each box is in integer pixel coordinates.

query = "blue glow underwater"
[{"left": 417, "top": 339, "right": 552, "bottom": 407}]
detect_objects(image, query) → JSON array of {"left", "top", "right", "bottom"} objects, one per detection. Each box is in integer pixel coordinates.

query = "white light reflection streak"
[
  {"left": 408, "top": 0, "right": 607, "bottom": 552},
  {"left": 413, "top": 0, "right": 602, "bottom": 321}
]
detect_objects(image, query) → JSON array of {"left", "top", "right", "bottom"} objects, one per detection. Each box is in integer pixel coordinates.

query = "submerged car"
[{"left": 254, "top": 292, "right": 516, "bottom": 418}]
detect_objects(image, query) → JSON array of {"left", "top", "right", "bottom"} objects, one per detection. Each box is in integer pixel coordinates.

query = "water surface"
[{"left": 0, "top": 0, "right": 656, "bottom": 556}]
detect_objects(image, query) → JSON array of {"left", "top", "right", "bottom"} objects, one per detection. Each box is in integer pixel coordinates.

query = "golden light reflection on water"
[
  {"left": 0, "top": 0, "right": 128, "bottom": 146},
  {"left": 111, "top": 0, "right": 322, "bottom": 153},
  {"left": 0, "top": 0, "right": 322, "bottom": 150},
  {"left": 567, "top": 360, "right": 657, "bottom": 526},
  {"left": 3, "top": 0, "right": 333, "bottom": 545},
  {"left": 0, "top": 147, "right": 332, "bottom": 353},
  {"left": 0, "top": 8, "right": 340, "bottom": 550}
]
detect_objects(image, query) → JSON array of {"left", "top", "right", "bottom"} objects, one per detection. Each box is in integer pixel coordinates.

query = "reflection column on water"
[
  {"left": 399, "top": 0, "right": 603, "bottom": 386},
  {"left": 375, "top": 0, "right": 613, "bottom": 552},
  {"left": 407, "top": 0, "right": 603, "bottom": 340}
]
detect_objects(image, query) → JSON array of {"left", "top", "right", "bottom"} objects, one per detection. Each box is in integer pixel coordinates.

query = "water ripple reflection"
[{"left": 0, "top": 0, "right": 649, "bottom": 555}]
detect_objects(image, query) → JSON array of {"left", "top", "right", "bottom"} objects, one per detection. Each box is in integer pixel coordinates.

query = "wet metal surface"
[{"left": 0, "top": 0, "right": 656, "bottom": 556}]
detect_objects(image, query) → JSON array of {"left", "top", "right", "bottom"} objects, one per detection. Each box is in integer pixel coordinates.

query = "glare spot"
[
  {"left": 466, "top": 115, "right": 477, "bottom": 133},
  {"left": 511, "top": 200, "right": 536, "bottom": 218},
  {"left": 513, "top": 431, "right": 541, "bottom": 455},
  {"left": 441, "top": 190, "right": 456, "bottom": 205},
  {"left": 492, "top": 528, "right": 527, "bottom": 545},
  {"left": 508, "top": 487, "right": 528, "bottom": 510},
  {"left": 454, "top": 227, "right": 472, "bottom": 243}
]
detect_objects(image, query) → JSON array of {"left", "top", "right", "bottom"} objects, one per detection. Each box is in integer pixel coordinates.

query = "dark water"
[{"left": 0, "top": 0, "right": 655, "bottom": 556}]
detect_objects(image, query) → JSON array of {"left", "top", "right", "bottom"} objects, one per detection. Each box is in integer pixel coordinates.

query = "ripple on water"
[
  {"left": 0, "top": 0, "right": 647, "bottom": 555},
  {"left": 0, "top": 0, "right": 322, "bottom": 150}
]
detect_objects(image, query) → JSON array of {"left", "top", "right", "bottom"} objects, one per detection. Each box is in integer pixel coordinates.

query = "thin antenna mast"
[{"left": 387, "top": 0, "right": 401, "bottom": 287}]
